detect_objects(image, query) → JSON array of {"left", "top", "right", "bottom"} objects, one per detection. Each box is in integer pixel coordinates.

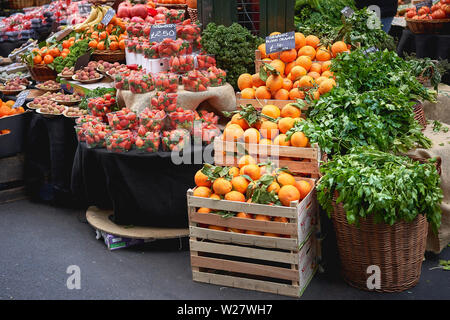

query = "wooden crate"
[
  {"left": 214, "top": 136, "right": 321, "bottom": 178},
  {"left": 0, "top": 154, "right": 26, "bottom": 204},
  {"left": 187, "top": 185, "right": 319, "bottom": 297},
  {"left": 236, "top": 92, "right": 297, "bottom": 111}
]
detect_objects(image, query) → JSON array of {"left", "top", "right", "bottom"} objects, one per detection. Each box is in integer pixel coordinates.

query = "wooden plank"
[
  {"left": 190, "top": 226, "right": 298, "bottom": 250},
  {"left": 0, "top": 154, "right": 24, "bottom": 184},
  {"left": 187, "top": 195, "right": 297, "bottom": 218},
  {"left": 0, "top": 186, "right": 26, "bottom": 204},
  {"left": 191, "top": 255, "right": 299, "bottom": 282},
  {"left": 189, "top": 211, "right": 297, "bottom": 236},
  {"left": 190, "top": 239, "right": 299, "bottom": 264},
  {"left": 193, "top": 271, "right": 299, "bottom": 297}
]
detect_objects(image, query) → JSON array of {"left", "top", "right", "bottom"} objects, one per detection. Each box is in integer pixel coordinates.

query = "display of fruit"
[
  {"left": 106, "top": 130, "right": 133, "bottom": 153},
  {"left": 135, "top": 131, "right": 161, "bottom": 153},
  {"left": 75, "top": 114, "right": 104, "bottom": 126},
  {"left": 28, "top": 92, "right": 59, "bottom": 109},
  {"left": 182, "top": 70, "right": 209, "bottom": 92},
  {"left": 106, "top": 107, "right": 138, "bottom": 130},
  {"left": 97, "top": 61, "right": 121, "bottom": 73},
  {"left": 38, "top": 104, "right": 66, "bottom": 115},
  {"left": 74, "top": 125, "right": 87, "bottom": 142},
  {"left": 5, "top": 77, "right": 30, "bottom": 87},
  {"left": 129, "top": 73, "right": 154, "bottom": 93},
  {"left": 154, "top": 73, "right": 179, "bottom": 93},
  {"left": 405, "top": 0, "right": 450, "bottom": 19},
  {"left": 0, "top": 100, "right": 24, "bottom": 118},
  {"left": 36, "top": 80, "right": 61, "bottom": 91},
  {"left": 196, "top": 109, "right": 219, "bottom": 125},
  {"left": 162, "top": 129, "right": 189, "bottom": 152},
  {"left": 52, "top": 92, "right": 83, "bottom": 104},
  {"left": 64, "top": 107, "right": 88, "bottom": 118},
  {"left": 158, "top": 38, "right": 193, "bottom": 57},
  {"left": 176, "top": 20, "right": 201, "bottom": 42},
  {"left": 139, "top": 107, "right": 166, "bottom": 132},
  {"left": 168, "top": 108, "right": 195, "bottom": 132},
  {"left": 87, "top": 94, "right": 116, "bottom": 118},
  {"left": 165, "top": 9, "right": 185, "bottom": 24},
  {"left": 143, "top": 41, "right": 160, "bottom": 59},
  {"left": 169, "top": 55, "right": 195, "bottom": 73},
  {"left": 151, "top": 91, "right": 178, "bottom": 112},
  {"left": 60, "top": 67, "right": 75, "bottom": 77},
  {"left": 0, "top": 83, "right": 26, "bottom": 92},
  {"left": 196, "top": 54, "right": 216, "bottom": 70},
  {"left": 206, "top": 66, "right": 227, "bottom": 87},
  {"left": 73, "top": 65, "right": 102, "bottom": 82},
  {"left": 193, "top": 122, "right": 221, "bottom": 145},
  {"left": 84, "top": 123, "right": 112, "bottom": 149}
]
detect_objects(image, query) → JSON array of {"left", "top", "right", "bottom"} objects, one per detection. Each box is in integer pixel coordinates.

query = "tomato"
[
  {"left": 43, "top": 54, "right": 54, "bottom": 64},
  {"left": 432, "top": 8, "right": 446, "bottom": 19}
]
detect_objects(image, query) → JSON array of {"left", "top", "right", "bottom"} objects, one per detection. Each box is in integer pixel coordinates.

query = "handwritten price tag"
[
  {"left": 341, "top": 6, "right": 354, "bottom": 18},
  {"left": 265, "top": 31, "right": 295, "bottom": 55},
  {"left": 13, "top": 90, "right": 30, "bottom": 108},
  {"left": 363, "top": 47, "right": 379, "bottom": 56},
  {"left": 150, "top": 24, "right": 177, "bottom": 43},
  {"left": 101, "top": 8, "right": 116, "bottom": 26}
]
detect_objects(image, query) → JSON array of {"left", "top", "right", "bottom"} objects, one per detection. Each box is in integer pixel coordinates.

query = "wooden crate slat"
[
  {"left": 190, "top": 226, "right": 298, "bottom": 251},
  {"left": 191, "top": 255, "right": 299, "bottom": 282},
  {"left": 193, "top": 271, "right": 300, "bottom": 298},
  {"left": 187, "top": 195, "right": 297, "bottom": 218},
  {"left": 190, "top": 240, "right": 299, "bottom": 264},
  {"left": 189, "top": 211, "right": 297, "bottom": 236},
  {"left": 0, "top": 154, "right": 24, "bottom": 184}
]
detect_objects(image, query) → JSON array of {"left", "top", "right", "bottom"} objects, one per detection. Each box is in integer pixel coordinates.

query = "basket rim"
[
  {"left": 92, "top": 50, "right": 125, "bottom": 55},
  {"left": 406, "top": 18, "right": 450, "bottom": 24}
]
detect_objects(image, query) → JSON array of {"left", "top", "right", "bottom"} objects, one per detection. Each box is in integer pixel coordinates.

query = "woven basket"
[
  {"left": 406, "top": 18, "right": 450, "bottom": 34},
  {"left": 27, "top": 64, "right": 57, "bottom": 82},
  {"left": 33, "top": 0, "right": 51, "bottom": 6},
  {"left": 331, "top": 194, "right": 429, "bottom": 292},
  {"left": 413, "top": 101, "right": 427, "bottom": 130},
  {"left": 91, "top": 50, "right": 125, "bottom": 63},
  {"left": 187, "top": 8, "right": 198, "bottom": 22},
  {"left": 8, "top": 0, "right": 34, "bottom": 9}
]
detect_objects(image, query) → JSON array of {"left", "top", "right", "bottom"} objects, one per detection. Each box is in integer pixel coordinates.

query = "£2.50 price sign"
[{"left": 150, "top": 24, "right": 176, "bottom": 43}]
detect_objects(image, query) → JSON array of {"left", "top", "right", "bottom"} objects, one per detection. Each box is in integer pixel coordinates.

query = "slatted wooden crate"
[
  {"left": 214, "top": 136, "right": 321, "bottom": 178},
  {"left": 187, "top": 178, "right": 319, "bottom": 297}
]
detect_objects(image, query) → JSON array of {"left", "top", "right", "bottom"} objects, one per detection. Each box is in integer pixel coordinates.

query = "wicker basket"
[
  {"left": 330, "top": 194, "right": 429, "bottom": 292},
  {"left": 187, "top": 8, "right": 198, "bottom": 22},
  {"left": 413, "top": 101, "right": 427, "bottom": 130},
  {"left": 27, "top": 64, "right": 57, "bottom": 82},
  {"left": 406, "top": 18, "right": 450, "bottom": 34},
  {"left": 8, "top": 0, "right": 34, "bottom": 9},
  {"left": 33, "top": 0, "right": 51, "bottom": 6},
  {"left": 91, "top": 50, "right": 125, "bottom": 63}
]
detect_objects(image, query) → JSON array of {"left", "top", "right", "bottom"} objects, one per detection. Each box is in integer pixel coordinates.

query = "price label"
[
  {"left": 78, "top": 3, "right": 91, "bottom": 15},
  {"left": 415, "top": 1, "right": 432, "bottom": 10},
  {"left": 74, "top": 52, "right": 92, "bottom": 71},
  {"left": 13, "top": 90, "right": 30, "bottom": 108},
  {"left": 101, "top": 8, "right": 116, "bottom": 26},
  {"left": 150, "top": 24, "right": 177, "bottom": 43},
  {"left": 265, "top": 31, "right": 295, "bottom": 55},
  {"left": 363, "top": 47, "right": 379, "bottom": 56},
  {"left": 341, "top": 6, "right": 354, "bottom": 18},
  {"left": 47, "top": 27, "right": 73, "bottom": 42}
]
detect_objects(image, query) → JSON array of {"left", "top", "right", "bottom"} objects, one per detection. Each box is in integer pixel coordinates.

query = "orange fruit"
[
  {"left": 258, "top": 43, "right": 267, "bottom": 59},
  {"left": 254, "top": 214, "right": 271, "bottom": 221},
  {"left": 259, "top": 139, "right": 272, "bottom": 145},
  {"left": 298, "top": 75, "right": 314, "bottom": 88},
  {"left": 198, "top": 207, "right": 211, "bottom": 214},
  {"left": 282, "top": 78, "right": 293, "bottom": 91},
  {"left": 89, "top": 40, "right": 98, "bottom": 49},
  {"left": 278, "top": 185, "right": 301, "bottom": 206},
  {"left": 252, "top": 73, "right": 265, "bottom": 87},
  {"left": 321, "top": 71, "right": 334, "bottom": 79},
  {"left": 119, "top": 39, "right": 126, "bottom": 50},
  {"left": 280, "top": 48, "right": 297, "bottom": 63},
  {"left": 229, "top": 167, "right": 240, "bottom": 178},
  {"left": 310, "top": 62, "right": 322, "bottom": 74},
  {"left": 242, "top": 164, "right": 261, "bottom": 181},
  {"left": 319, "top": 78, "right": 336, "bottom": 95},
  {"left": 316, "top": 76, "right": 328, "bottom": 85},
  {"left": 266, "top": 74, "right": 284, "bottom": 94},
  {"left": 230, "top": 113, "right": 249, "bottom": 130},
  {"left": 236, "top": 212, "right": 253, "bottom": 219},
  {"left": 255, "top": 86, "right": 272, "bottom": 100},
  {"left": 295, "top": 56, "right": 312, "bottom": 72},
  {"left": 277, "top": 172, "right": 296, "bottom": 186},
  {"left": 49, "top": 48, "right": 60, "bottom": 57},
  {"left": 295, "top": 180, "right": 312, "bottom": 200},
  {"left": 261, "top": 104, "right": 280, "bottom": 119},
  {"left": 278, "top": 117, "right": 295, "bottom": 134},
  {"left": 228, "top": 227, "right": 245, "bottom": 234},
  {"left": 193, "top": 186, "right": 212, "bottom": 198},
  {"left": 285, "top": 61, "right": 296, "bottom": 77},
  {"left": 281, "top": 103, "right": 301, "bottom": 118},
  {"left": 270, "top": 31, "right": 281, "bottom": 36},
  {"left": 33, "top": 55, "right": 42, "bottom": 64},
  {"left": 241, "top": 87, "right": 255, "bottom": 99},
  {"left": 210, "top": 194, "right": 221, "bottom": 200},
  {"left": 305, "top": 35, "right": 320, "bottom": 48},
  {"left": 232, "top": 176, "right": 249, "bottom": 194},
  {"left": 195, "top": 170, "right": 211, "bottom": 187},
  {"left": 225, "top": 191, "right": 246, "bottom": 202},
  {"left": 274, "top": 134, "right": 291, "bottom": 146},
  {"left": 99, "top": 31, "right": 108, "bottom": 39},
  {"left": 246, "top": 230, "right": 263, "bottom": 236},
  {"left": 238, "top": 73, "right": 253, "bottom": 91},
  {"left": 43, "top": 54, "right": 53, "bottom": 64},
  {"left": 267, "top": 181, "right": 281, "bottom": 194},
  {"left": 298, "top": 46, "right": 316, "bottom": 60},
  {"left": 295, "top": 32, "right": 306, "bottom": 50},
  {"left": 260, "top": 120, "right": 279, "bottom": 139},
  {"left": 274, "top": 88, "right": 290, "bottom": 100},
  {"left": 243, "top": 128, "right": 261, "bottom": 144},
  {"left": 289, "top": 88, "right": 305, "bottom": 100},
  {"left": 264, "top": 233, "right": 280, "bottom": 237},
  {"left": 238, "top": 155, "right": 256, "bottom": 168},
  {"left": 213, "top": 178, "right": 233, "bottom": 195},
  {"left": 307, "top": 71, "right": 321, "bottom": 80},
  {"left": 316, "top": 46, "right": 332, "bottom": 61},
  {"left": 273, "top": 216, "right": 288, "bottom": 223},
  {"left": 321, "top": 60, "right": 332, "bottom": 73},
  {"left": 109, "top": 41, "right": 119, "bottom": 51},
  {"left": 308, "top": 90, "right": 321, "bottom": 101},
  {"left": 331, "top": 41, "right": 348, "bottom": 57},
  {"left": 290, "top": 65, "right": 307, "bottom": 81},
  {"left": 96, "top": 41, "right": 106, "bottom": 50},
  {"left": 209, "top": 225, "right": 227, "bottom": 231},
  {"left": 290, "top": 132, "right": 309, "bottom": 147},
  {"left": 223, "top": 124, "right": 244, "bottom": 142},
  {"left": 269, "top": 59, "right": 285, "bottom": 75}
]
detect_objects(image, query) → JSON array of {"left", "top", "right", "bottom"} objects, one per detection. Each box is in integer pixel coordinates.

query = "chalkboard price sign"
[
  {"left": 74, "top": 52, "right": 92, "bottom": 71},
  {"left": 150, "top": 24, "right": 177, "bottom": 43},
  {"left": 265, "top": 31, "right": 296, "bottom": 55},
  {"left": 13, "top": 90, "right": 30, "bottom": 108},
  {"left": 415, "top": 1, "right": 432, "bottom": 10},
  {"left": 101, "top": 8, "right": 116, "bottom": 26},
  {"left": 341, "top": 6, "right": 355, "bottom": 18}
]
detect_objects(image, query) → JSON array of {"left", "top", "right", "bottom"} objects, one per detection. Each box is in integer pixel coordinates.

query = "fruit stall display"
[{"left": 405, "top": 0, "right": 450, "bottom": 34}]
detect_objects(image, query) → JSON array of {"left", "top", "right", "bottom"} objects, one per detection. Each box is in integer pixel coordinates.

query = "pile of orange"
[
  {"left": 223, "top": 102, "right": 310, "bottom": 148},
  {"left": 192, "top": 157, "right": 313, "bottom": 236},
  {"left": 80, "top": 16, "right": 127, "bottom": 51},
  {"left": 0, "top": 100, "right": 24, "bottom": 117},
  {"left": 32, "top": 43, "right": 73, "bottom": 65},
  {"left": 238, "top": 32, "right": 349, "bottom": 100}
]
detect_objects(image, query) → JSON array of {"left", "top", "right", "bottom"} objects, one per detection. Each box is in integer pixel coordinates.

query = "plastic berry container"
[
  {"left": 134, "top": 131, "right": 161, "bottom": 153},
  {"left": 143, "top": 42, "right": 159, "bottom": 59},
  {"left": 165, "top": 9, "right": 185, "bottom": 24},
  {"left": 114, "top": 74, "right": 130, "bottom": 91},
  {"left": 176, "top": 22, "right": 201, "bottom": 42},
  {"left": 196, "top": 54, "right": 216, "bottom": 70},
  {"left": 158, "top": 38, "right": 192, "bottom": 57},
  {"left": 206, "top": 66, "right": 227, "bottom": 87},
  {"left": 106, "top": 108, "right": 138, "bottom": 131},
  {"left": 87, "top": 100, "right": 112, "bottom": 118},
  {"left": 168, "top": 109, "right": 195, "bottom": 132},
  {"left": 161, "top": 129, "right": 190, "bottom": 152},
  {"left": 168, "top": 55, "right": 195, "bottom": 73},
  {"left": 139, "top": 108, "right": 167, "bottom": 132},
  {"left": 193, "top": 123, "right": 221, "bottom": 145},
  {"left": 182, "top": 70, "right": 209, "bottom": 92},
  {"left": 106, "top": 130, "right": 133, "bottom": 153},
  {"left": 129, "top": 73, "right": 154, "bottom": 94},
  {"left": 75, "top": 115, "right": 104, "bottom": 126},
  {"left": 153, "top": 73, "right": 179, "bottom": 93},
  {"left": 74, "top": 126, "right": 86, "bottom": 142},
  {"left": 84, "top": 124, "right": 111, "bottom": 149},
  {"left": 151, "top": 92, "right": 178, "bottom": 113}
]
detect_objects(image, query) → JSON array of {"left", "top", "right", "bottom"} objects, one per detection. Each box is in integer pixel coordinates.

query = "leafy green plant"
[
  {"left": 201, "top": 23, "right": 263, "bottom": 91},
  {"left": 317, "top": 147, "right": 442, "bottom": 233},
  {"left": 49, "top": 39, "right": 91, "bottom": 74},
  {"left": 404, "top": 53, "right": 450, "bottom": 92}
]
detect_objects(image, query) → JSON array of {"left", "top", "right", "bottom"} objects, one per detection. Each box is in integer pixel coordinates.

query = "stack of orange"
[
  {"left": 32, "top": 42, "right": 73, "bottom": 65},
  {"left": 238, "top": 32, "right": 349, "bottom": 101},
  {"left": 80, "top": 16, "right": 127, "bottom": 51},
  {"left": 192, "top": 157, "right": 313, "bottom": 236},
  {"left": 0, "top": 100, "right": 24, "bottom": 118},
  {"left": 223, "top": 103, "right": 310, "bottom": 148}
]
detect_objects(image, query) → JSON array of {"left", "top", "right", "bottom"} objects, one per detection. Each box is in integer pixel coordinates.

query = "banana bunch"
[{"left": 73, "top": 5, "right": 114, "bottom": 32}]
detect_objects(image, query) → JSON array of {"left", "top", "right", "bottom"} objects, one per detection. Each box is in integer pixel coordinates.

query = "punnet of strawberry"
[
  {"left": 135, "top": 131, "right": 161, "bottom": 153},
  {"left": 106, "top": 107, "right": 138, "bottom": 131},
  {"left": 74, "top": 125, "right": 87, "bottom": 142},
  {"left": 196, "top": 109, "right": 219, "bottom": 125},
  {"left": 196, "top": 54, "right": 216, "bottom": 70},
  {"left": 158, "top": 38, "right": 193, "bottom": 57},
  {"left": 182, "top": 70, "right": 210, "bottom": 92},
  {"left": 87, "top": 94, "right": 116, "bottom": 118},
  {"left": 144, "top": 42, "right": 159, "bottom": 59},
  {"left": 168, "top": 108, "right": 195, "bottom": 132},
  {"left": 75, "top": 115, "right": 104, "bottom": 126},
  {"left": 162, "top": 129, "right": 190, "bottom": 152},
  {"left": 151, "top": 91, "right": 178, "bottom": 112},
  {"left": 139, "top": 107, "right": 166, "bottom": 131},
  {"left": 169, "top": 55, "right": 195, "bottom": 73},
  {"left": 176, "top": 19, "right": 202, "bottom": 42},
  {"left": 165, "top": 9, "right": 185, "bottom": 24},
  {"left": 193, "top": 122, "right": 221, "bottom": 145},
  {"left": 85, "top": 123, "right": 112, "bottom": 149},
  {"left": 129, "top": 73, "right": 154, "bottom": 94},
  {"left": 106, "top": 130, "right": 133, "bottom": 153},
  {"left": 206, "top": 66, "right": 227, "bottom": 87},
  {"left": 154, "top": 73, "right": 179, "bottom": 93}
]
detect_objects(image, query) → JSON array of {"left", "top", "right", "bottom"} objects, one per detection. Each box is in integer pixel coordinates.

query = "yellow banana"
[
  {"left": 74, "top": 6, "right": 98, "bottom": 31},
  {"left": 88, "top": 7, "right": 104, "bottom": 27}
]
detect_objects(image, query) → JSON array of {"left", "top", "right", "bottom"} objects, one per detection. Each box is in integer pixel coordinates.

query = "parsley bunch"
[{"left": 317, "top": 147, "right": 443, "bottom": 233}]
